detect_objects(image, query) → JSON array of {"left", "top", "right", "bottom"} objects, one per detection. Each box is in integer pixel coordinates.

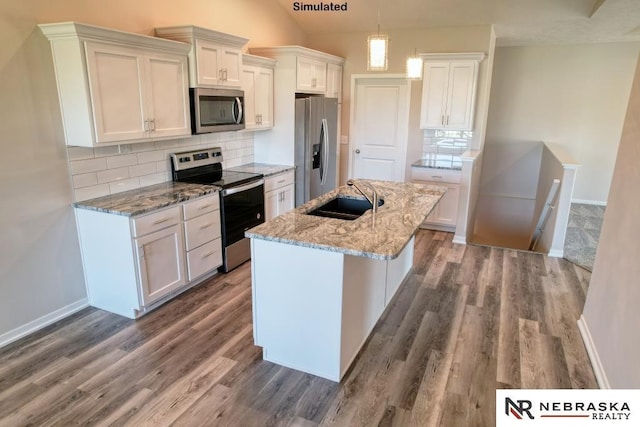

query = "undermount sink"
[{"left": 306, "top": 196, "right": 385, "bottom": 221}]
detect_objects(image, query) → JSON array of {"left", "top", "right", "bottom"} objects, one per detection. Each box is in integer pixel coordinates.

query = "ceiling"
[{"left": 275, "top": 0, "right": 640, "bottom": 46}]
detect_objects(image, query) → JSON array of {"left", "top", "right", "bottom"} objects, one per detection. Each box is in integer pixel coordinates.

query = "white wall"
[
  {"left": 484, "top": 43, "right": 639, "bottom": 203},
  {"left": 0, "top": 25, "right": 87, "bottom": 345},
  {"left": 0, "top": 0, "right": 304, "bottom": 345},
  {"left": 581, "top": 54, "right": 640, "bottom": 388}
]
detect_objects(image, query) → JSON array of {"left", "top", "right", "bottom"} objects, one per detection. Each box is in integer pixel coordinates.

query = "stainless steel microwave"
[{"left": 190, "top": 88, "right": 245, "bottom": 134}]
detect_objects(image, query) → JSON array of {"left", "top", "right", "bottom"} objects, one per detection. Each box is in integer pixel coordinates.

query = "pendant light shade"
[
  {"left": 368, "top": 34, "right": 388, "bottom": 71},
  {"left": 406, "top": 50, "right": 423, "bottom": 79},
  {"left": 367, "top": 6, "right": 388, "bottom": 71}
]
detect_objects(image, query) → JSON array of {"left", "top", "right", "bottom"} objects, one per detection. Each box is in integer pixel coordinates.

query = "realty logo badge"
[{"left": 497, "top": 389, "right": 639, "bottom": 426}]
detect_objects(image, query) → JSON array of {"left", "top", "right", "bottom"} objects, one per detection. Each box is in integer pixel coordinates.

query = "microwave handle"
[{"left": 232, "top": 97, "right": 243, "bottom": 125}]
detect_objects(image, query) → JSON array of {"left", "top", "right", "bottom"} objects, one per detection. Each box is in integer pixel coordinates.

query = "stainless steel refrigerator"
[{"left": 294, "top": 96, "right": 338, "bottom": 206}]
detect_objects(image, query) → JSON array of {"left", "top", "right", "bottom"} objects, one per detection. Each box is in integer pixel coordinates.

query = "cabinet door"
[
  {"left": 85, "top": 42, "right": 148, "bottom": 142},
  {"left": 445, "top": 61, "right": 477, "bottom": 130},
  {"left": 145, "top": 53, "right": 191, "bottom": 138},
  {"left": 220, "top": 48, "right": 242, "bottom": 87},
  {"left": 255, "top": 67, "right": 274, "bottom": 129},
  {"left": 241, "top": 66, "right": 258, "bottom": 129},
  {"left": 433, "top": 183, "right": 459, "bottom": 225},
  {"left": 265, "top": 190, "right": 279, "bottom": 222},
  {"left": 312, "top": 61, "right": 327, "bottom": 93},
  {"left": 297, "top": 57, "right": 326, "bottom": 93},
  {"left": 423, "top": 182, "right": 459, "bottom": 227},
  {"left": 195, "top": 39, "right": 222, "bottom": 86},
  {"left": 278, "top": 184, "right": 295, "bottom": 216},
  {"left": 419, "top": 62, "right": 449, "bottom": 129},
  {"left": 135, "top": 224, "right": 186, "bottom": 306},
  {"left": 325, "top": 63, "right": 342, "bottom": 101}
]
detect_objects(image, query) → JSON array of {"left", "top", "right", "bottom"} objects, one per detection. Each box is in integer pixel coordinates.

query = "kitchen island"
[{"left": 246, "top": 180, "right": 446, "bottom": 381}]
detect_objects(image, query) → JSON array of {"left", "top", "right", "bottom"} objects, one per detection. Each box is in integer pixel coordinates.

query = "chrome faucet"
[{"left": 347, "top": 179, "right": 379, "bottom": 213}]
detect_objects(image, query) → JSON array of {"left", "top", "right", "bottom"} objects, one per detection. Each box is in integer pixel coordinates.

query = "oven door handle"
[{"left": 221, "top": 179, "right": 264, "bottom": 197}]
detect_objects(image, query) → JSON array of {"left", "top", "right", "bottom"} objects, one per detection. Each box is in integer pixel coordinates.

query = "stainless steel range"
[{"left": 171, "top": 147, "right": 264, "bottom": 272}]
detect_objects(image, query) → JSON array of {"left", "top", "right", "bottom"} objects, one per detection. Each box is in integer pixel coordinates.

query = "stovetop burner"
[{"left": 170, "top": 147, "right": 262, "bottom": 188}]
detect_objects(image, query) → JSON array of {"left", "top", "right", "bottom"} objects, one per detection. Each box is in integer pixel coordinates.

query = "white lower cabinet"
[
  {"left": 75, "top": 192, "right": 222, "bottom": 319},
  {"left": 264, "top": 170, "right": 295, "bottom": 221},
  {"left": 412, "top": 167, "right": 460, "bottom": 232},
  {"left": 134, "top": 223, "right": 186, "bottom": 305}
]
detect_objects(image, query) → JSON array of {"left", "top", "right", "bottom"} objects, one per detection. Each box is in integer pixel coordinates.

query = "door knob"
[{"left": 355, "top": 149, "right": 360, "bottom": 154}]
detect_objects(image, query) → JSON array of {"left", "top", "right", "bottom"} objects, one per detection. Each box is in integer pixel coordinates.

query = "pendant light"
[
  {"left": 406, "top": 49, "right": 423, "bottom": 80},
  {"left": 367, "top": 8, "right": 388, "bottom": 71}
]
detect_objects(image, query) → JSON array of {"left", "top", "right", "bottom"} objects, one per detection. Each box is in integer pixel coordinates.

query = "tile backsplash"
[
  {"left": 422, "top": 129, "right": 472, "bottom": 157},
  {"left": 68, "top": 131, "right": 254, "bottom": 201}
]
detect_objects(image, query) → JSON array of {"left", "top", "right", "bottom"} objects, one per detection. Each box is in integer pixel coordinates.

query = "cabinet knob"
[{"left": 355, "top": 149, "right": 360, "bottom": 154}]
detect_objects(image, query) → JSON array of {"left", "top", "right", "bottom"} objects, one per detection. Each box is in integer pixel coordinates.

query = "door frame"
[{"left": 348, "top": 74, "right": 411, "bottom": 181}]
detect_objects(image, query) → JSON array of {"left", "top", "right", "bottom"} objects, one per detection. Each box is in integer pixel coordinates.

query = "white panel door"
[
  {"left": 145, "top": 53, "right": 190, "bottom": 138},
  {"left": 241, "top": 66, "right": 258, "bottom": 128},
  {"left": 350, "top": 76, "right": 410, "bottom": 182},
  {"left": 195, "top": 39, "right": 222, "bottom": 86},
  {"left": 446, "top": 62, "right": 477, "bottom": 129},
  {"left": 85, "top": 42, "right": 147, "bottom": 142},
  {"left": 420, "top": 62, "right": 449, "bottom": 129},
  {"left": 221, "top": 48, "right": 242, "bottom": 87},
  {"left": 135, "top": 224, "right": 185, "bottom": 306},
  {"left": 256, "top": 67, "right": 273, "bottom": 128}
]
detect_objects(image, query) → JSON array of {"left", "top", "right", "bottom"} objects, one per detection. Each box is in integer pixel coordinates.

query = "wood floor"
[{"left": 0, "top": 230, "right": 597, "bottom": 426}]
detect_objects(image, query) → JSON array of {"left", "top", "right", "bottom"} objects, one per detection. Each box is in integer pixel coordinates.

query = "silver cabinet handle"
[
  {"left": 355, "top": 149, "right": 360, "bottom": 154},
  {"left": 201, "top": 251, "right": 215, "bottom": 259},
  {"left": 152, "top": 218, "right": 170, "bottom": 225},
  {"left": 199, "top": 223, "right": 213, "bottom": 230}
]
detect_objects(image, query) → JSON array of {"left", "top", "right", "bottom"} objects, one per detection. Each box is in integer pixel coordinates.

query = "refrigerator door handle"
[{"left": 320, "top": 118, "right": 329, "bottom": 185}]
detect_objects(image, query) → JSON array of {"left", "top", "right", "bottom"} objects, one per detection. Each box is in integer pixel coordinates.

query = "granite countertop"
[
  {"left": 245, "top": 180, "right": 446, "bottom": 260},
  {"left": 412, "top": 153, "right": 462, "bottom": 170},
  {"left": 73, "top": 182, "right": 219, "bottom": 217},
  {"left": 227, "top": 163, "right": 294, "bottom": 177}
]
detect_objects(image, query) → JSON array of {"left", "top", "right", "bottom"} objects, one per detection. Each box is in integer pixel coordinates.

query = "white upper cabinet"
[
  {"left": 242, "top": 54, "right": 275, "bottom": 131},
  {"left": 419, "top": 53, "right": 485, "bottom": 131},
  {"left": 155, "top": 26, "right": 249, "bottom": 89},
  {"left": 325, "top": 62, "right": 343, "bottom": 101},
  {"left": 40, "top": 22, "right": 191, "bottom": 147},
  {"left": 296, "top": 56, "right": 327, "bottom": 94}
]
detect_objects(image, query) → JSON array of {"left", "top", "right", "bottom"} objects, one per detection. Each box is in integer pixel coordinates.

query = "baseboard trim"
[
  {"left": 572, "top": 198, "right": 607, "bottom": 206},
  {"left": 577, "top": 314, "right": 610, "bottom": 389},
  {"left": 452, "top": 235, "right": 466, "bottom": 245},
  {"left": 0, "top": 299, "right": 89, "bottom": 349},
  {"left": 548, "top": 249, "right": 564, "bottom": 258}
]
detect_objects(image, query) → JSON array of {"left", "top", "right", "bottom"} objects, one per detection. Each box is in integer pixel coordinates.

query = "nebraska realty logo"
[{"left": 497, "top": 390, "right": 640, "bottom": 426}]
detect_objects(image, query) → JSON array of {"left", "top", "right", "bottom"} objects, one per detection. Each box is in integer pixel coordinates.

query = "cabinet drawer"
[
  {"left": 182, "top": 193, "right": 219, "bottom": 220},
  {"left": 186, "top": 238, "right": 222, "bottom": 281},
  {"left": 131, "top": 206, "right": 181, "bottom": 237},
  {"left": 264, "top": 170, "right": 295, "bottom": 193},
  {"left": 411, "top": 167, "right": 461, "bottom": 184},
  {"left": 184, "top": 211, "right": 221, "bottom": 251}
]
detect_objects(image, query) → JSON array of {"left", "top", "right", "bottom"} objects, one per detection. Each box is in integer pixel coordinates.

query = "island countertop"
[{"left": 245, "top": 180, "right": 446, "bottom": 260}]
